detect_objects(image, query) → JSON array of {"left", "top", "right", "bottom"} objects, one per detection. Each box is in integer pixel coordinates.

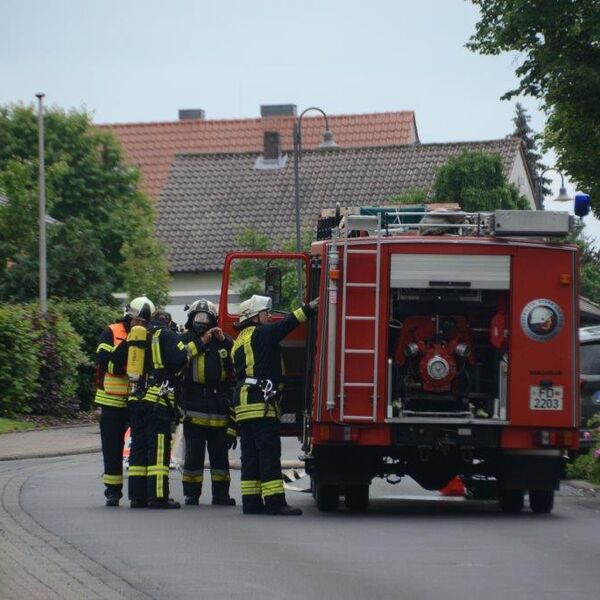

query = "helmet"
[
  {"left": 185, "top": 298, "right": 218, "bottom": 330},
  {"left": 528, "top": 306, "right": 556, "bottom": 332},
  {"left": 124, "top": 296, "right": 155, "bottom": 322},
  {"left": 238, "top": 295, "right": 272, "bottom": 324}
]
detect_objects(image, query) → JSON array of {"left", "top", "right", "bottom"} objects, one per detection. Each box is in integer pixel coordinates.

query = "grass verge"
[{"left": 0, "top": 417, "right": 36, "bottom": 434}]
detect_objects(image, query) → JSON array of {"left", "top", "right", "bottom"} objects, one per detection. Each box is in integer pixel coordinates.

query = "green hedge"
[
  {"left": 0, "top": 304, "right": 40, "bottom": 416},
  {"left": 54, "top": 300, "right": 121, "bottom": 411},
  {"left": 0, "top": 301, "right": 118, "bottom": 417}
]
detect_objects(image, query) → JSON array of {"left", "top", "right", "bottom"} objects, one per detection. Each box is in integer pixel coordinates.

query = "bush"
[
  {"left": 0, "top": 304, "right": 40, "bottom": 416},
  {"left": 567, "top": 413, "right": 600, "bottom": 484},
  {"left": 28, "top": 307, "right": 86, "bottom": 418},
  {"left": 53, "top": 299, "right": 121, "bottom": 411}
]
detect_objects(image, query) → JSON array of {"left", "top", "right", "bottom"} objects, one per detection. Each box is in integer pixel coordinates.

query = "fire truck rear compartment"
[{"left": 389, "top": 287, "right": 507, "bottom": 420}]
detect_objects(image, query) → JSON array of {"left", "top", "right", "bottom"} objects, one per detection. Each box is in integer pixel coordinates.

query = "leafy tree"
[
  {"left": 432, "top": 151, "right": 529, "bottom": 211},
  {"left": 568, "top": 223, "right": 600, "bottom": 304},
  {"left": 230, "top": 228, "right": 313, "bottom": 311},
  {"left": 512, "top": 103, "right": 550, "bottom": 203},
  {"left": 467, "top": 0, "right": 600, "bottom": 211},
  {"left": 0, "top": 104, "right": 170, "bottom": 304},
  {"left": 389, "top": 187, "right": 428, "bottom": 205},
  {"left": 1, "top": 217, "right": 116, "bottom": 303}
]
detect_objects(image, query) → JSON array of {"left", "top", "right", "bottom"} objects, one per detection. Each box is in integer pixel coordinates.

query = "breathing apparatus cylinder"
[{"left": 126, "top": 325, "right": 148, "bottom": 382}]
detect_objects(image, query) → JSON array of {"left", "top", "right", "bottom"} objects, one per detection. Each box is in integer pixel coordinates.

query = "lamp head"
[
  {"left": 319, "top": 129, "right": 337, "bottom": 149},
  {"left": 554, "top": 185, "right": 572, "bottom": 202}
]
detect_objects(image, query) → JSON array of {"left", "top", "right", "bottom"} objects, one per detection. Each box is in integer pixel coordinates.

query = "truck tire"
[
  {"left": 529, "top": 490, "right": 554, "bottom": 514},
  {"left": 498, "top": 489, "right": 524, "bottom": 513},
  {"left": 315, "top": 482, "right": 339, "bottom": 512},
  {"left": 344, "top": 484, "right": 369, "bottom": 512}
]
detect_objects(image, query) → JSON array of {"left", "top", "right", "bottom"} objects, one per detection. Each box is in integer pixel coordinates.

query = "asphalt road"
[{"left": 2, "top": 443, "right": 600, "bottom": 600}]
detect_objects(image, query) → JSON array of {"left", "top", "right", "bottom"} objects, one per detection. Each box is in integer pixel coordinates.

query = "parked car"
[{"left": 579, "top": 325, "right": 600, "bottom": 451}]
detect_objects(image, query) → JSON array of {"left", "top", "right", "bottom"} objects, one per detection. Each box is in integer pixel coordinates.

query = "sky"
[{"left": 1, "top": 0, "right": 596, "bottom": 238}]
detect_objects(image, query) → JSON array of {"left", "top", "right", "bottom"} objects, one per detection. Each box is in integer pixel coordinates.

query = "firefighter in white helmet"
[
  {"left": 125, "top": 297, "right": 189, "bottom": 509},
  {"left": 232, "top": 294, "right": 318, "bottom": 515},
  {"left": 94, "top": 296, "right": 154, "bottom": 507},
  {"left": 180, "top": 299, "right": 237, "bottom": 506}
]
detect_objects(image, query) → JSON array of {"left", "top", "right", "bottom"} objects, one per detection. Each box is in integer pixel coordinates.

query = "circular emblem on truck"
[{"left": 520, "top": 299, "right": 564, "bottom": 342}]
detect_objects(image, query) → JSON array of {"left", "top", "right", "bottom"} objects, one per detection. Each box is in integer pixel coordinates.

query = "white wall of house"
[
  {"left": 508, "top": 152, "right": 536, "bottom": 208},
  {"left": 165, "top": 271, "right": 225, "bottom": 325}
]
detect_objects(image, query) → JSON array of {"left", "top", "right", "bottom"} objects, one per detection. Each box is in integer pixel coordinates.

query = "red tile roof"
[{"left": 98, "top": 111, "right": 418, "bottom": 198}]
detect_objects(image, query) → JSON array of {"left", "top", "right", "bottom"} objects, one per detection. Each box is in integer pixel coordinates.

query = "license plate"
[{"left": 529, "top": 386, "right": 563, "bottom": 410}]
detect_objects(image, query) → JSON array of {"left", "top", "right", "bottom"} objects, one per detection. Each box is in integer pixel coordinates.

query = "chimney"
[
  {"left": 260, "top": 104, "right": 297, "bottom": 118},
  {"left": 178, "top": 109, "right": 205, "bottom": 121},
  {"left": 263, "top": 131, "right": 281, "bottom": 160}
]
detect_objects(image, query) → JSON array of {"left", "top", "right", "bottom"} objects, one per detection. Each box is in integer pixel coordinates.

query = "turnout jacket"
[
  {"left": 232, "top": 304, "right": 316, "bottom": 422},
  {"left": 131, "top": 320, "right": 189, "bottom": 408},
  {"left": 95, "top": 320, "right": 129, "bottom": 409},
  {"left": 180, "top": 330, "right": 236, "bottom": 433}
]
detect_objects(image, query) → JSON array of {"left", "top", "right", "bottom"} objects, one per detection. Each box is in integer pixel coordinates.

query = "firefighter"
[
  {"left": 232, "top": 294, "right": 318, "bottom": 515},
  {"left": 126, "top": 300, "right": 189, "bottom": 509},
  {"left": 94, "top": 298, "right": 150, "bottom": 507},
  {"left": 180, "top": 299, "right": 237, "bottom": 506}
]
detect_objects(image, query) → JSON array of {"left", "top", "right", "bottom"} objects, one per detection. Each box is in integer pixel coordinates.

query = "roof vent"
[
  {"left": 255, "top": 131, "right": 288, "bottom": 171},
  {"left": 178, "top": 109, "right": 205, "bottom": 121},
  {"left": 260, "top": 104, "right": 297, "bottom": 118}
]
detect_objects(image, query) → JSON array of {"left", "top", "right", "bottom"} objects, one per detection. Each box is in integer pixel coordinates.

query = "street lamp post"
[
  {"left": 36, "top": 93, "right": 47, "bottom": 315},
  {"left": 292, "top": 107, "right": 337, "bottom": 301}
]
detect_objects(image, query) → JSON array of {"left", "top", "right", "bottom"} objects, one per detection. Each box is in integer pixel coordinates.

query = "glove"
[
  {"left": 309, "top": 297, "right": 319, "bottom": 311},
  {"left": 226, "top": 434, "right": 237, "bottom": 450}
]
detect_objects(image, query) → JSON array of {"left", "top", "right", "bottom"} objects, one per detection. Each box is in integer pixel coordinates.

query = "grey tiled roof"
[{"left": 157, "top": 139, "right": 522, "bottom": 272}]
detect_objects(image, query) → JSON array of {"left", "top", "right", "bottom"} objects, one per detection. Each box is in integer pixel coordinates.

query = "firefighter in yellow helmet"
[
  {"left": 125, "top": 299, "right": 189, "bottom": 509},
  {"left": 180, "top": 299, "right": 237, "bottom": 506},
  {"left": 94, "top": 296, "right": 153, "bottom": 507},
  {"left": 232, "top": 294, "right": 318, "bottom": 515}
]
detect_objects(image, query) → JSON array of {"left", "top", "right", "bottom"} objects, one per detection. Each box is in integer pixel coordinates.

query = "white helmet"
[
  {"left": 529, "top": 306, "right": 555, "bottom": 330},
  {"left": 238, "top": 295, "right": 272, "bottom": 324},
  {"left": 124, "top": 296, "right": 155, "bottom": 322}
]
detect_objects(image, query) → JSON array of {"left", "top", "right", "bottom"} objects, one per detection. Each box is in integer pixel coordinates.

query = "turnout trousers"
[
  {"left": 128, "top": 401, "right": 173, "bottom": 504},
  {"left": 99, "top": 406, "right": 129, "bottom": 499},
  {"left": 239, "top": 418, "right": 285, "bottom": 513},
  {"left": 182, "top": 422, "right": 231, "bottom": 500}
]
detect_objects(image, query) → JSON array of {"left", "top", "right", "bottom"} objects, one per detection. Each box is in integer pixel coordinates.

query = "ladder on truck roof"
[{"left": 339, "top": 214, "right": 382, "bottom": 422}]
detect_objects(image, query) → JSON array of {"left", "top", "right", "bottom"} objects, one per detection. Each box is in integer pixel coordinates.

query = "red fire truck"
[{"left": 219, "top": 207, "right": 579, "bottom": 515}]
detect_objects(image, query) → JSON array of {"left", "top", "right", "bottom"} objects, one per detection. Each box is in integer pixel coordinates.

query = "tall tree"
[
  {"left": 0, "top": 104, "right": 170, "bottom": 304},
  {"left": 512, "top": 103, "right": 550, "bottom": 204},
  {"left": 432, "top": 151, "right": 529, "bottom": 211},
  {"left": 467, "top": 0, "right": 600, "bottom": 211}
]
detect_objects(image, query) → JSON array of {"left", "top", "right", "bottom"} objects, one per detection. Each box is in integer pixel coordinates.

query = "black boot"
[
  {"left": 266, "top": 504, "right": 302, "bottom": 516},
  {"left": 148, "top": 498, "right": 181, "bottom": 509},
  {"left": 184, "top": 496, "right": 199, "bottom": 506},
  {"left": 130, "top": 500, "right": 147, "bottom": 508},
  {"left": 105, "top": 496, "right": 120, "bottom": 507},
  {"left": 212, "top": 496, "right": 236, "bottom": 506}
]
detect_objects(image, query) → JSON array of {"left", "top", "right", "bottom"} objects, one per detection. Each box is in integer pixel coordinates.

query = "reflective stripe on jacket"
[
  {"left": 232, "top": 305, "right": 312, "bottom": 423},
  {"left": 95, "top": 321, "right": 129, "bottom": 409}
]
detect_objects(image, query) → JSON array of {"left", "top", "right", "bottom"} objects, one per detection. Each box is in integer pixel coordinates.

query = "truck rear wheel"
[
  {"left": 344, "top": 484, "right": 369, "bottom": 512},
  {"left": 529, "top": 490, "right": 554, "bottom": 514},
  {"left": 498, "top": 489, "right": 524, "bottom": 513},
  {"left": 315, "top": 483, "right": 340, "bottom": 512}
]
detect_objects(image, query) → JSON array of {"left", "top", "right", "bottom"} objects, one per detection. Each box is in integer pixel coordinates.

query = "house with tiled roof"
[
  {"left": 156, "top": 135, "right": 536, "bottom": 322},
  {"left": 99, "top": 105, "right": 419, "bottom": 200}
]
